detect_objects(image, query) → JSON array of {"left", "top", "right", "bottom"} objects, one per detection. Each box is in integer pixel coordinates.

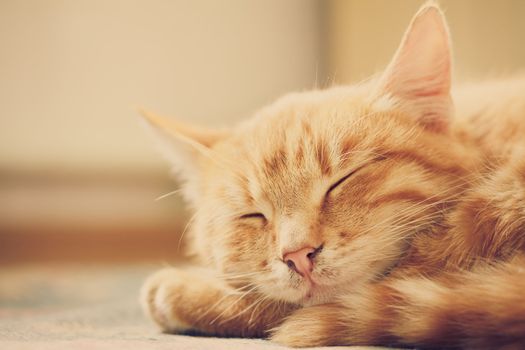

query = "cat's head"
[{"left": 142, "top": 4, "right": 475, "bottom": 305}]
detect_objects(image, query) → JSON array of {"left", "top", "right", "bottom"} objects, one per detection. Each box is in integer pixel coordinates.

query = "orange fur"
[{"left": 141, "top": 3, "right": 525, "bottom": 348}]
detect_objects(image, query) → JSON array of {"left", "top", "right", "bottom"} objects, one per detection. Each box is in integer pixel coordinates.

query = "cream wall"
[
  {"left": 0, "top": 0, "right": 321, "bottom": 174},
  {"left": 3, "top": 1, "right": 524, "bottom": 175},
  {"left": 2, "top": 1, "right": 524, "bottom": 261},
  {"left": 3, "top": 1, "right": 525, "bottom": 175},
  {"left": 325, "top": 0, "right": 525, "bottom": 84}
]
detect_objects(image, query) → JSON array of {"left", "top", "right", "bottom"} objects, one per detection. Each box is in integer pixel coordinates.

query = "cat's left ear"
[
  {"left": 139, "top": 109, "right": 228, "bottom": 202},
  {"left": 378, "top": 4, "right": 452, "bottom": 132}
]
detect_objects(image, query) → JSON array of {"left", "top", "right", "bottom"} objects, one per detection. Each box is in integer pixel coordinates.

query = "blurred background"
[
  {"left": 1, "top": 0, "right": 525, "bottom": 266},
  {"left": 1, "top": 2, "right": 524, "bottom": 346}
]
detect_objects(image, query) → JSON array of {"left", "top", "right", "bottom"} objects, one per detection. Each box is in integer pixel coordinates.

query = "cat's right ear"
[
  {"left": 139, "top": 109, "right": 228, "bottom": 200},
  {"left": 377, "top": 3, "right": 452, "bottom": 133}
]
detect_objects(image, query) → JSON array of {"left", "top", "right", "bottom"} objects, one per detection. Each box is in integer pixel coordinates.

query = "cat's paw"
[
  {"left": 270, "top": 304, "right": 344, "bottom": 347},
  {"left": 140, "top": 268, "right": 192, "bottom": 333}
]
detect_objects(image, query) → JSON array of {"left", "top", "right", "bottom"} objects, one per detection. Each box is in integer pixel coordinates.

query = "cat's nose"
[{"left": 283, "top": 246, "right": 319, "bottom": 278}]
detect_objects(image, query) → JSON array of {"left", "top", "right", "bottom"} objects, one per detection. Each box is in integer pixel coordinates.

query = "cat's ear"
[
  {"left": 378, "top": 3, "right": 452, "bottom": 132},
  {"left": 139, "top": 109, "right": 228, "bottom": 200}
]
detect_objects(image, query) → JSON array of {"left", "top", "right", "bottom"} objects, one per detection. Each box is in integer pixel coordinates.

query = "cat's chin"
[
  {"left": 299, "top": 291, "right": 331, "bottom": 306},
  {"left": 296, "top": 281, "right": 338, "bottom": 306},
  {"left": 266, "top": 280, "right": 333, "bottom": 306},
  {"left": 294, "top": 273, "right": 368, "bottom": 306}
]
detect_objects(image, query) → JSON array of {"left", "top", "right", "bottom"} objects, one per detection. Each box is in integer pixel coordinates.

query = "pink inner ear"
[{"left": 380, "top": 5, "right": 452, "bottom": 131}]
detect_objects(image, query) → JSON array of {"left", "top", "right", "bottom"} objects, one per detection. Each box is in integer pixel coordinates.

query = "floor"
[{"left": 0, "top": 263, "right": 390, "bottom": 350}]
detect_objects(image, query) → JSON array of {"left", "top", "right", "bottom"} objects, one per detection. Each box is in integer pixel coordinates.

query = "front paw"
[
  {"left": 140, "top": 268, "right": 192, "bottom": 333},
  {"left": 270, "top": 304, "right": 344, "bottom": 347}
]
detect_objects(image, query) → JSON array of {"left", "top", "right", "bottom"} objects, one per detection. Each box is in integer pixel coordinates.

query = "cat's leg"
[
  {"left": 141, "top": 267, "right": 293, "bottom": 337},
  {"left": 271, "top": 256, "right": 525, "bottom": 348}
]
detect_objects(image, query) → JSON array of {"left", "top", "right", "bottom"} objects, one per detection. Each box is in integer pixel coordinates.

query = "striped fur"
[{"left": 141, "top": 3, "right": 525, "bottom": 348}]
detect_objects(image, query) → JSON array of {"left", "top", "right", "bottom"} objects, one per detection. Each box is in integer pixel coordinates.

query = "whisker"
[
  {"left": 208, "top": 285, "right": 259, "bottom": 325},
  {"left": 177, "top": 211, "right": 199, "bottom": 251},
  {"left": 155, "top": 188, "right": 183, "bottom": 201},
  {"left": 195, "top": 282, "right": 257, "bottom": 323},
  {"left": 219, "top": 293, "right": 268, "bottom": 326}
]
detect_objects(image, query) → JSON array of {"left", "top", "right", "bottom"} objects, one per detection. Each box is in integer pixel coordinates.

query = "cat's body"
[{"left": 141, "top": 4, "right": 525, "bottom": 349}]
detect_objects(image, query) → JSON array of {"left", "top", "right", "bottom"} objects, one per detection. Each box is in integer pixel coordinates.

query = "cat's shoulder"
[{"left": 453, "top": 73, "right": 525, "bottom": 111}]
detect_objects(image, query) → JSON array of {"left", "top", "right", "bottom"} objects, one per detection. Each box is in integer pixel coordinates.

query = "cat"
[{"left": 140, "top": 3, "right": 525, "bottom": 349}]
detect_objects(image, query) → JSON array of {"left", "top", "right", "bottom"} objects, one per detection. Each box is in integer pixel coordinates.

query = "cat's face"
[
  {"left": 189, "top": 87, "right": 469, "bottom": 305},
  {"left": 142, "top": 5, "right": 475, "bottom": 305}
]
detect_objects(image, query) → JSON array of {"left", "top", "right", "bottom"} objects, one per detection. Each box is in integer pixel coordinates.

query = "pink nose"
[{"left": 283, "top": 246, "right": 316, "bottom": 277}]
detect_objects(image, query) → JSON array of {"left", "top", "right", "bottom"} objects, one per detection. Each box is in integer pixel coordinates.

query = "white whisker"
[{"left": 155, "top": 188, "right": 183, "bottom": 201}]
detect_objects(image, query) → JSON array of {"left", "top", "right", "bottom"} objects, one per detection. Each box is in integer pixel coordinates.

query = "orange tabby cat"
[{"left": 140, "top": 3, "right": 525, "bottom": 349}]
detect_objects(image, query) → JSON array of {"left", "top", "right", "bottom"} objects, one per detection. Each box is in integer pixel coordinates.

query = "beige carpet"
[{"left": 0, "top": 264, "right": 393, "bottom": 349}]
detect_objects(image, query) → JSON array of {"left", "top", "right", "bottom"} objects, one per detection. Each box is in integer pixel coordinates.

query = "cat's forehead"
[
  {"left": 246, "top": 132, "right": 333, "bottom": 212},
  {"left": 228, "top": 91, "right": 371, "bottom": 208},
  {"left": 237, "top": 86, "right": 382, "bottom": 156},
  {"left": 216, "top": 85, "right": 402, "bottom": 209},
  {"left": 240, "top": 83, "right": 389, "bottom": 137}
]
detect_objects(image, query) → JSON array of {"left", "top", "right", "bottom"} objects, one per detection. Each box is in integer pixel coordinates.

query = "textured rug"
[{"left": 0, "top": 264, "right": 393, "bottom": 350}]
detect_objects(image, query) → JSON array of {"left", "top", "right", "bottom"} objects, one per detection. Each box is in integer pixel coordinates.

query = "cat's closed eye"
[
  {"left": 326, "top": 170, "right": 359, "bottom": 196},
  {"left": 326, "top": 156, "right": 387, "bottom": 197},
  {"left": 239, "top": 212, "right": 267, "bottom": 221}
]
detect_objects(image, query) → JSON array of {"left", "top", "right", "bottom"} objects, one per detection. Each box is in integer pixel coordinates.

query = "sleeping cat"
[{"left": 140, "top": 3, "right": 525, "bottom": 349}]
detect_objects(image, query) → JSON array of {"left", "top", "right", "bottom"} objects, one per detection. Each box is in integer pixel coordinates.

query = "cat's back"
[{"left": 452, "top": 74, "right": 525, "bottom": 157}]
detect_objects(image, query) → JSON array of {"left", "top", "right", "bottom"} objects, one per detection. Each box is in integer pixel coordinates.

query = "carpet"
[{"left": 0, "top": 264, "right": 394, "bottom": 349}]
